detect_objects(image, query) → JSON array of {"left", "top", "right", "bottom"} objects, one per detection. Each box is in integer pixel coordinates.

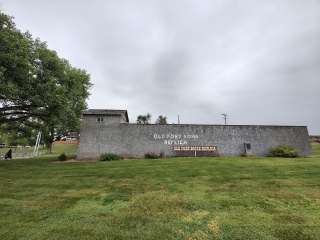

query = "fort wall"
[{"left": 78, "top": 121, "right": 311, "bottom": 159}]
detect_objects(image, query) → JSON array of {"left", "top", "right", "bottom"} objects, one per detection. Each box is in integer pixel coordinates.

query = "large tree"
[
  {"left": 0, "top": 11, "right": 91, "bottom": 151},
  {"left": 0, "top": 12, "right": 35, "bottom": 123}
]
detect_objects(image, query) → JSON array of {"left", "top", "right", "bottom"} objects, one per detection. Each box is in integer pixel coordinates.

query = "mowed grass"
[
  {"left": 0, "top": 142, "right": 78, "bottom": 156},
  {"left": 0, "top": 144, "right": 320, "bottom": 240},
  {"left": 50, "top": 143, "right": 78, "bottom": 156}
]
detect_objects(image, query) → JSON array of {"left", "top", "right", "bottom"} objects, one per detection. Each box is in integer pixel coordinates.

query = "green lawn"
[
  {"left": 49, "top": 143, "right": 78, "bottom": 155},
  {"left": 0, "top": 143, "right": 78, "bottom": 157},
  {"left": 0, "top": 144, "right": 320, "bottom": 240}
]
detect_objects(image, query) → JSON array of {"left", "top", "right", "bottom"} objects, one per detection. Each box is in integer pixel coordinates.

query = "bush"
[
  {"left": 58, "top": 153, "right": 67, "bottom": 161},
  {"left": 240, "top": 153, "right": 256, "bottom": 158},
  {"left": 144, "top": 152, "right": 161, "bottom": 159},
  {"left": 269, "top": 145, "right": 299, "bottom": 158},
  {"left": 100, "top": 153, "right": 123, "bottom": 161}
]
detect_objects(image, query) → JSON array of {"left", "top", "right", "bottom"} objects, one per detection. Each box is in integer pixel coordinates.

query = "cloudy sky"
[{"left": 1, "top": 0, "right": 319, "bottom": 133}]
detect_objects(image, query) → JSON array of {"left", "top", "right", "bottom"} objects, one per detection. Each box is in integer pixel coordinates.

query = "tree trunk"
[
  {"left": 48, "top": 141, "right": 53, "bottom": 154},
  {"left": 47, "top": 127, "right": 54, "bottom": 154}
]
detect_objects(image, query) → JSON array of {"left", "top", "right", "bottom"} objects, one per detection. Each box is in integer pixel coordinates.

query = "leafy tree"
[
  {"left": 136, "top": 113, "right": 151, "bottom": 124},
  {"left": 155, "top": 115, "right": 167, "bottom": 124},
  {"left": 0, "top": 12, "right": 35, "bottom": 123},
  {"left": 30, "top": 43, "right": 91, "bottom": 151},
  {"left": 0, "top": 123, "right": 37, "bottom": 146},
  {"left": 0, "top": 11, "right": 92, "bottom": 152}
]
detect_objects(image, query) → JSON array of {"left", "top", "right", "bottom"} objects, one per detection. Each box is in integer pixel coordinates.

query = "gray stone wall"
[
  {"left": 78, "top": 119, "right": 311, "bottom": 159},
  {"left": 83, "top": 115, "right": 126, "bottom": 126}
]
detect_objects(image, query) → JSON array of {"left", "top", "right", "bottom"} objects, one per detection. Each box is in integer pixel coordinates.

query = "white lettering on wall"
[
  {"left": 153, "top": 133, "right": 199, "bottom": 145},
  {"left": 164, "top": 140, "right": 188, "bottom": 145}
]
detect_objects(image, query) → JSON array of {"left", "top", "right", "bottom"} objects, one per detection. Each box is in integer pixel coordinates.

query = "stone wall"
[{"left": 78, "top": 121, "right": 311, "bottom": 159}]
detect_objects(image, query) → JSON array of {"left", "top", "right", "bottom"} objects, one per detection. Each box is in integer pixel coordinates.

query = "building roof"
[{"left": 82, "top": 109, "right": 129, "bottom": 122}]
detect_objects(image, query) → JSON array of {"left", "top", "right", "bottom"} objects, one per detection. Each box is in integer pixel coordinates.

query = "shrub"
[
  {"left": 144, "top": 152, "right": 161, "bottom": 159},
  {"left": 240, "top": 153, "right": 257, "bottom": 158},
  {"left": 270, "top": 145, "right": 299, "bottom": 158},
  {"left": 240, "top": 153, "right": 255, "bottom": 157},
  {"left": 58, "top": 153, "right": 67, "bottom": 161},
  {"left": 100, "top": 153, "right": 123, "bottom": 161}
]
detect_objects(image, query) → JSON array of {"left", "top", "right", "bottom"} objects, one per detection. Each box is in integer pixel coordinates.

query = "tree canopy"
[
  {"left": 136, "top": 114, "right": 151, "bottom": 124},
  {"left": 0, "top": 11, "right": 92, "bottom": 150},
  {"left": 156, "top": 115, "right": 167, "bottom": 124}
]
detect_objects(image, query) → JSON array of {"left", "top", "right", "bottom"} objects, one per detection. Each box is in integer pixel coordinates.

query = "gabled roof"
[{"left": 82, "top": 109, "right": 129, "bottom": 122}]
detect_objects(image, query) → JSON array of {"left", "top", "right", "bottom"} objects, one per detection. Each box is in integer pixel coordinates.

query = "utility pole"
[
  {"left": 178, "top": 115, "right": 180, "bottom": 124},
  {"left": 221, "top": 113, "right": 228, "bottom": 125}
]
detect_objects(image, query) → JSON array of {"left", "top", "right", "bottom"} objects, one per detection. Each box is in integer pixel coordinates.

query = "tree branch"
[
  {"left": 0, "top": 104, "right": 35, "bottom": 112},
  {"left": 0, "top": 115, "right": 30, "bottom": 124}
]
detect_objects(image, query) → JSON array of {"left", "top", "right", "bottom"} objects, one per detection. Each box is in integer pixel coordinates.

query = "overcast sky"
[{"left": 1, "top": 0, "right": 319, "bottom": 133}]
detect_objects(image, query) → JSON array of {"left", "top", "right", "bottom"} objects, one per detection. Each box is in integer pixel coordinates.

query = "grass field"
[
  {"left": 0, "top": 143, "right": 78, "bottom": 156},
  {"left": 0, "top": 144, "right": 320, "bottom": 240}
]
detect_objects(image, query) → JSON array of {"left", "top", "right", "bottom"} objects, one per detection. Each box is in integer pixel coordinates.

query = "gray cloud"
[{"left": 1, "top": 0, "right": 319, "bottom": 133}]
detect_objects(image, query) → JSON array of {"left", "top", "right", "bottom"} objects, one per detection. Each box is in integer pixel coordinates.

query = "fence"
[{"left": 0, "top": 148, "right": 45, "bottom": 160}]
